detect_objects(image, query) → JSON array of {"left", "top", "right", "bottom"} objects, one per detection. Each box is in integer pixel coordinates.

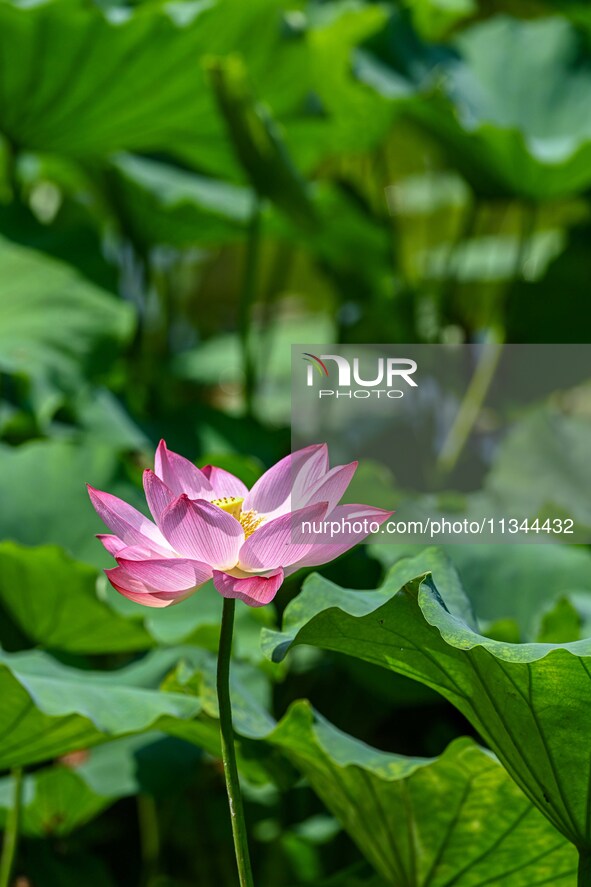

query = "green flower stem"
[
  {"left": 0, "top": 767, "right": 23, "bottom": 887},
  {"left": 239, "top": 198, "right": 262, "bottom": 419},
  {"left": 217, "top": 598, "right": 254, "bottom": 887},
  {"left": 436, "top": 328, "right": 504, "bottom": 477},
  {"left": 138, "top": 793, "right": 160, "bottom": 887},
  {"left": 578, "top": 848, "right": 591, "bottom": 886}
]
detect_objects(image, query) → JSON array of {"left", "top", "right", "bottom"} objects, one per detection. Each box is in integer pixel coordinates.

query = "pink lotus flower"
[{"left": 88, "top": 441, "right": 392, "bottom": 608}]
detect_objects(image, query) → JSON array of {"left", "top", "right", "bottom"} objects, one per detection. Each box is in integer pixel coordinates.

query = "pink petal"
[
  {"left": 292, "top": 443, "right": 329, "bottom": 494},
  {"left": 160, "top": 494, "right": 244, "bottom": 569},
  {"left": 201, "top": 465, "right": 249, "bottom": 500},
  {"left": 109, "top": 544, "right": 156, "bottom": 561},
  {"left": 242, "top": 444, "right": 328, "bottom": 518},
  {"left": 213, "top": 568, "right": 284, "bottom": 607},
  {"left": 143, "top": 470, "right": 176, "bottom": 525},
  {"left": 105, "top": 567, "right": 192, "bottom": 608},
  {"left": 88, "top": 486, "right": 172, "bottom": 554},
  {"left": 284, "top": 505, "right": 394, "bottom": 574},
  {"left": 299, "top": 461, "right": 358, "bottom": 512},
  {"left": 97, "top": 534, "right": 127, "bottom": 557},
  {"left": 154, "top": 440, "right": 213, "bottom": 499},
  {"left": 116, "top": 557, "right": 212, "bottom": 592},
  {"left": 238, "top": 501, "right": 329, "bottom": 571}
]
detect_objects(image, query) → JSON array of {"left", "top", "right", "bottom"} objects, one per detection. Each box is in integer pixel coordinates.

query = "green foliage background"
[{"left": 1, "top": 0, "right": 591, "bottom": 884}]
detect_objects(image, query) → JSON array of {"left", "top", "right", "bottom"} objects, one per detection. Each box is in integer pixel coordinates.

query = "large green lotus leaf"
[
  {"left": 363, "top": 14, "right": 591, "bottom": 198},
  {"left": 0, "top": 439, "right": 146, "bottom": 567},
  {"left": 265, "top": 551, "right": 591, "bottom": 847},
  {"left": 0, "top": 648, "right": 201, "bottom": 769},
  {"left": 0, "top": 0, "right": 285, "bottom": 176},
  {"left": 266, "top": 548, "right": 474, "bottom": 709},
  {"left": 0, "top": 234, "right": 134, "bottom": 419},
  {"left": 0, "top": 542, "right": 153, "bottom": 653},
  {"left": 425, "top": 16, "right": 591, "bottom": 198},
  {"left": 0, "top": 644, "right": 275, "bottom": 778},
  {"left": 0, "top": 0, "right": 387, "bottom": 178},
  {"left": 264, "top": 549, "right": 478, "bottom": 660},
  {"left": 271, "top": 701, "right": 577, "bottom": 886},
  {"left": 370, "top": 543, "right": 591, "bottom": 641},
  {"left": 30, "top": 643, "right": 276, "bottom": 782},
  {"left": 0, "top": 732, "right": 201, "bottom": 837}
]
